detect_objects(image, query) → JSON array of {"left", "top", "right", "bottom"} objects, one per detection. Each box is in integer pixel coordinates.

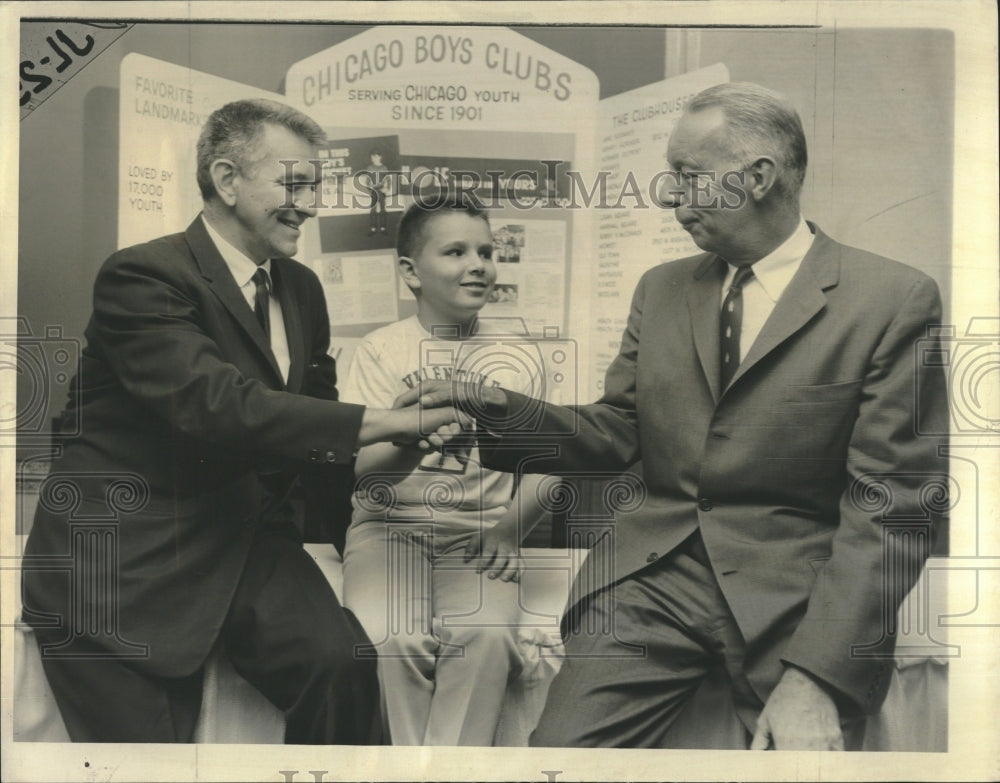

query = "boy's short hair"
[{"left": 396, "top": 197, "right": 491, "bottom": 260}]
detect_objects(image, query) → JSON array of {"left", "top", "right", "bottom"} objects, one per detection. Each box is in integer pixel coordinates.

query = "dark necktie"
[
  {"left": 252, "top": 267, "right": 271, "bottom": 337},
  {"left": 720, "top": 265, "right": 755, "bottom": 390}
]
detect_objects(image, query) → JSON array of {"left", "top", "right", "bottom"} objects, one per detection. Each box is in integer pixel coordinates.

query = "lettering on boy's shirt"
[
  {"left": 402, "top": 369, "right": 498, "bottom": 476},
  {"left": 399, "top": 366, "right": 503, "bottom": 390}
]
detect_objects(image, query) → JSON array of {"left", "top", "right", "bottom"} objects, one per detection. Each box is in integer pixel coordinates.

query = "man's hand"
[
  {"left": 393, "top": 380, "right": 506, "bottom": 412},
  {"left": 750, "top": 667, "right": 844, "bottom": 750},
  {"left": 357, "top": 405, "right": 472, "bottom": 450},
  {"left": 463, "top": 524, "right": 524, "bottom": 582}
]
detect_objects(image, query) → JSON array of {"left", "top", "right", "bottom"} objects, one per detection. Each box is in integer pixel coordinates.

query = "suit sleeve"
[
  {"left": 301, "top": 272, "right": 340, "bottom": 403},
  {"left": 91, "top": 250, "right": 365, "bottom": 467},
  {"left": 478, "top": 271, "right": 645, "bottom": 474},
  {"left": 297, "top": 270, "right": 360, "bottom": 550},
  {"left": 780, "top": 274, "right": 950, "bottom": 715}
]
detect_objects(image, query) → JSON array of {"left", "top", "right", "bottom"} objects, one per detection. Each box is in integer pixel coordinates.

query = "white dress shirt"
[
  {"left": 202, "top": 216, "right": 291, "bottom": 383},
  {"left": 721, "top": 217, "right": 815, "bottom": 363}
]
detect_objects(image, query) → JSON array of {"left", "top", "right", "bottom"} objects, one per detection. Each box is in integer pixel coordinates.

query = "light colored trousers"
[{"left": 342, "top": 520, "right": 524, "bottom": 746}]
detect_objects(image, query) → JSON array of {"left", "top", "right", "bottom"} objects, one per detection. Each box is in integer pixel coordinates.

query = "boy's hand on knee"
[{"left": 463, "top": 528, "right": 524, "bottom": 582}]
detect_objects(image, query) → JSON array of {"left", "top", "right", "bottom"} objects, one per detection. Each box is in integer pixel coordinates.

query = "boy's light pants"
[{"left": 343, "top": 520, "right": 525, "bottom": 746}]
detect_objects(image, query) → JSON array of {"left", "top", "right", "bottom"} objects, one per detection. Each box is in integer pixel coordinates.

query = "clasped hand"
[
  {"left": 390, "top": 380, "right": 494, "bottom": 452},
  {"left": 394, "top": 379, "right": 506, "bottom": 413}
]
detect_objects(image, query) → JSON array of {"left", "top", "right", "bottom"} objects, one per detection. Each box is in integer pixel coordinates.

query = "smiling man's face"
[{"left": 229, "top": 122, "right": 319, "bottom": 262}]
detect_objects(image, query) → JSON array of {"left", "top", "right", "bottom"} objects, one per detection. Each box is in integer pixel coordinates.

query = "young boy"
[{"left": 339, "top": 199, "right": 550, "bottom": 746}]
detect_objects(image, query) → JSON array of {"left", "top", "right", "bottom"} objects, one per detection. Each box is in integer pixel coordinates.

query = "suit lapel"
[
  {"left": 185, "top": 217, "right": 284, "bottom": 384},
  {"left": 272, "top": 259, "right": 305, "bottom": 394},
  {"left": 687, "top": 254, "right": 727, "bottom": 403},
  {"left": 728, "top": 223, "right": 841, "bottom": 389}
]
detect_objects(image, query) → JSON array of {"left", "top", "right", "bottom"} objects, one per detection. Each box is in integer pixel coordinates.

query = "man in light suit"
[
  {"left": 22, "top": 98, "right": 462, "bottom": 743},
  {"left": 410, "top": 82, "right": 949, "bottom": 749}
]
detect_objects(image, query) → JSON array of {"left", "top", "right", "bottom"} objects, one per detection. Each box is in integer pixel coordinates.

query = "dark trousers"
[
  {"left": 530, "top": 532, "right": 758, "bottom": 748},
  {"left": 36, "top": 531, "right": 383, "bottom": 744},
  {"left": 530, "top": 533, "right": 866, "bottom": 749}
]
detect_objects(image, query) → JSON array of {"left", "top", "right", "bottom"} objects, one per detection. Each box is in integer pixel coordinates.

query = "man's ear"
[
  {"left": 398, "top": 256, "right": 421, "bottom": 291},
  {"left": 209, "top": 158, "right": 240, "bottom": 206},
  {"left": 744, "top": 156, "right": 779, "bottom": 202}
]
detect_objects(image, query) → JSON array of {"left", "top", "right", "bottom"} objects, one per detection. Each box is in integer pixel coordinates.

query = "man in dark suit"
[
  {"left": 409, "top": 82, "right": 950, "bottom": 749},
  {"left": 21, "top": 98, "right": 462, "bottom": 743}
]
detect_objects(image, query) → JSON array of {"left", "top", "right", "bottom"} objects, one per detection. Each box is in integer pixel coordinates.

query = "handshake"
[
  {"left": 358, "top": 380, "right": 510, "bottom": 452},
  {"left": 358, "top": 377, "right": 571, "bottom": 452},
  {"left": 391, "top": 380, "right": 507, "bottom": 451}
]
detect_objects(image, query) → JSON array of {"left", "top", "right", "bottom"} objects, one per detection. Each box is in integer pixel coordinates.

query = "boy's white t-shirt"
[{"left": 341, "top": 316, "right": 542, "bottom": 531}]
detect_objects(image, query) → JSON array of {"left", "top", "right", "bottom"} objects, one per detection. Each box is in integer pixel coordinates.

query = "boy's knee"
[
  {"left": 373, "top": 629, "right": 437, "bottom": 669},
  {"left": 440, "top": 624, "right": 521, "bottom": 667}
]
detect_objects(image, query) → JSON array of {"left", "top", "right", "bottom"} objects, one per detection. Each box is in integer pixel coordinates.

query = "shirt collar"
[
  {"left": 727, "top": 217, "right": 814, "bottom": 303},
  {"left": 201, "top": 214, "right": 271, "bottom": 288}
]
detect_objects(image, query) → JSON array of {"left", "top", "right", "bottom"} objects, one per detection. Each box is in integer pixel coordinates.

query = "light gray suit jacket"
[{"left": 481, "top": 223, "right": 949, "bottom": 715}]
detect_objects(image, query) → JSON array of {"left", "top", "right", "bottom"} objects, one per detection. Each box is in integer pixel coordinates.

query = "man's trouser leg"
[
  {"left": 222, "top": 531, "right": 384, "bottom": 745},
  {"left": 34, "top": 633, "right": 203, "bottom": 742},
  {"left": 530, "top": 534, "right": 757, "bottom": 748}
]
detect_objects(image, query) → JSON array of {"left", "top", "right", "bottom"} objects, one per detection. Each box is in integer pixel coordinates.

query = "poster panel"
[
  {"left": 285, "top": 27, "right": 599, "bottom": 392},
  {"left": 118, "top": 53, "right": 285, "bottom": 248},
  {"left": 587, "top": 63, "right": 729, "bottom": 397}
]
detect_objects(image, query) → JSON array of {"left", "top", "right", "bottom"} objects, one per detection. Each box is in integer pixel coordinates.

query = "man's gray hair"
[
  {"left": 196, "top": 98, "right": 327, "bottom": 200},
  {"left": 687, "top": 82, "right": 808, "bottom": 198}
]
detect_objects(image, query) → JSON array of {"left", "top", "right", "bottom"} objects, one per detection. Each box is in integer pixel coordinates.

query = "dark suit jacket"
[
  {"left": 23, "top": 217, "right": 364, "bottom": 678},
  {"left": 482, "top": 224, "right": 949, "bottom": 716}
]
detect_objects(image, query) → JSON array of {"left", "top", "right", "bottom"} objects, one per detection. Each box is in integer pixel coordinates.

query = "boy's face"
[{"left": 403, "top": 212, "right": 496, "bottom": 327}]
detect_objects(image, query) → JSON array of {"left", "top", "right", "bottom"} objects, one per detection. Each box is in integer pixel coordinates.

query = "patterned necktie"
[
  {"left": 720, "top": 265, "right": 755, "bottom": 391},
  {"left": 252, "top": 267, "right": 271, "bottom": 337}
]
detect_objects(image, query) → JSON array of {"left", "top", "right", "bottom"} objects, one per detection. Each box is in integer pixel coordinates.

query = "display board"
[
  {"left": 284, "top": 27, "right": 596, "bottom": 391},
  {"left": 118, "top": 53, "right": 286, "bottom": 248},
  {"left": 587, "top": 64, "right": 728, "bottom": 396}
]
